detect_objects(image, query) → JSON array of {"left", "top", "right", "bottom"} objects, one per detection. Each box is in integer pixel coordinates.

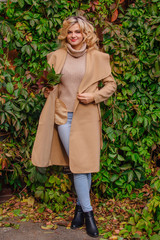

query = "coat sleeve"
[
  {"left": 93, "top": 73, "right": 117, "bottom": 104},
  {"left": 92, "top": 52, "right": 117, "bottom": 104}
]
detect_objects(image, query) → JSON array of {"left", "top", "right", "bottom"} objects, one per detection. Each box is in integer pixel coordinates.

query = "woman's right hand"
[{"left": 44, "top": 86, "right": 54, "bottom": 98}]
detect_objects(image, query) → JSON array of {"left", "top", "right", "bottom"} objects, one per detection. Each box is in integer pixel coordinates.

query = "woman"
[{"left": 32, "top": 16, "right": 117, "bottom": 238}]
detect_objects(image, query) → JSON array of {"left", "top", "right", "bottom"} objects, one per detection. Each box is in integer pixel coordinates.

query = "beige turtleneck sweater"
[{"left": 59, "top": 43, "right": 86, "bottom": 112}]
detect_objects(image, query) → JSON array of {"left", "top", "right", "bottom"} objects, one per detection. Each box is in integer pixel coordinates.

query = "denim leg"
[
  {"left": 74, "top": 173, "right": 93, "bottom": 212},
  {"left": 77, "top": 173, "right": 91, "bottom": 206},
  {"left": 57, "top": 112, "right": 92, "bottom": 212},
  {"left": 87, "top": 173, "right": 92, "bottom": 190},
  {"left": 57, "top": 112, "right": 73, "bottom": 156}
]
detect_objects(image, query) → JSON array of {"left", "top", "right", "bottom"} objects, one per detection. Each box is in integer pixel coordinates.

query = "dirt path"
[{"left": 0, "top": 220, "right": 101, "bottom": 240}]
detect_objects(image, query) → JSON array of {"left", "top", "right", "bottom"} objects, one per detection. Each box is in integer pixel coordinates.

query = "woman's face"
[{"left": 66, "top": 23, "right": 84, "bottom": 50}]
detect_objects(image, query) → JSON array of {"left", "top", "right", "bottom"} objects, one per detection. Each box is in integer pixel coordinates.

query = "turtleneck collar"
[{"left": 67, "top": 43, "right": 87, "bottom": 58}]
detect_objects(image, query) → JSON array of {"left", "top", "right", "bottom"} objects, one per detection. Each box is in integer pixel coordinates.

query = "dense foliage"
[
  {"left": 0, "top": 0, "right": 82, "bottom": 210},
  {"left": 0, "top": 0, "right": 118, "bottom": 196},
  {"left": 0, "top": 0, "right": 159, "bottom": 216},
  {"left": 93, "top": 0, "right": 160, "bottom": 198},
  {"left": 118, "top": 170, "right": 160, "bottom": 239}
]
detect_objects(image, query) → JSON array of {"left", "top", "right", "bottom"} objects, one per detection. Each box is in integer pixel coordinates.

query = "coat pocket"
[{"left": 54, "top": 98, "right": 68, "bottom": 125}]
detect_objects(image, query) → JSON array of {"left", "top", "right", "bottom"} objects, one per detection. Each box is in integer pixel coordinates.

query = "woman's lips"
[{"left": 71, "top": 39, "right": 77, "bottom": 42}]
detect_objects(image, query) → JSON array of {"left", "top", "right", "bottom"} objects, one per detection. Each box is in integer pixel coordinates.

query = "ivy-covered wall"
[
  {"left": 0, "top": 0, "right": 160, "bottom": 208},
  {"left": 93, "top": 0, "right": 160, "bottom": 198}
]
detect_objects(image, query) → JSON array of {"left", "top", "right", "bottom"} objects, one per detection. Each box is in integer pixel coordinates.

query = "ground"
[
  {"left": 0, "top": 220, "right": 97, "bottom": 240},
  {"left": 0, "top": 184, "right": 153, "bottom": 239}
]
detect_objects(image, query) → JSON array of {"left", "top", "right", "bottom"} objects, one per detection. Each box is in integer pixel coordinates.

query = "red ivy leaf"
[{"left": 111, "top": 9, "right": 118, "bottom": 22}]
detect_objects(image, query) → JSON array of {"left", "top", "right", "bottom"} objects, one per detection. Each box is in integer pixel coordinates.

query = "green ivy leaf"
[
  {"left": 30, "top": 19, "right": 35, "bottom": 27},
  {"left": 37, "top": 207, "right": 45, "bottom": 213},
  {"left": 126, "top": 184, "right": 132, "bottom": 194},
  {"left": 110, "top": 174, "right": 119, "bottom": 182},
  {"left": 150, "top": 234, "right": 160, "bottom": 240},
  {"left": 12, "top": 103, "right": 21, "bottom": 112},
  {"left": 120, "top": 163, "right": 132, "bottom": 170},
  {"left": 25, "top": 45, "right": 32, "bottom": 56},
  {"left": 35, "top": 186, "right": 44, "bottom": 200},
  {"left": 49, "top": 175, "right": 55, "bottom": 184},
  {"left": 120, "top": 146, "right": 131, "bottom": 151},
  {"left": 128, "top": 170, "right": 134, "bottom": 183},
  {"left": 44, "top": 191, "right": 49, "bottom": 203},
  {"left": 134, "top": 170, "right": 141, "bottom": 181},
  {"left": 80, "top": 4, "right": 90, "bottom": 10},
  {"left": 16, "top": 67, "right": 25, "bottom": 76},
  {"left": 6, "top": 8, "right": 14, "bottom": 18},
  {"left": 6, "top": 82, "right": 14, "bottom": 94},
  {"left": 118, "top": 155, "right": 125, "bottom": 161},
  {"left": 18, "top": 0, "right": 24, "bottom": 8},
  {"left": 1, "top": 113, "right": 5, "bottom": 124},
  {"left": 25, "top": 0, "right": 32, "bottom": 5}
]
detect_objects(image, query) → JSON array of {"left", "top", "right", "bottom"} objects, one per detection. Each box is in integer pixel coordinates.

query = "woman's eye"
[{"left": 68, "top": 31, "right": 81, "bottom": 34}]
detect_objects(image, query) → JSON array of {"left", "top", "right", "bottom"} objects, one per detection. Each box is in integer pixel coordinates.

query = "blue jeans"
[{"left": 57, "top": 112, "right": 93, "bottom": 212}]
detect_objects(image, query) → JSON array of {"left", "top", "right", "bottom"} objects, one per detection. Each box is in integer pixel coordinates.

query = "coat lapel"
[
  {"left": 73, "top": 49, "right": 112, "bottom": 112},
  {"left": 78, "top": 49, "right": 112, "bottom": 94}
]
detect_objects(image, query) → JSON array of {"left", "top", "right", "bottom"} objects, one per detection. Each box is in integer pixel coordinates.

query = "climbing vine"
[{"left": 0, "top": 0, "right": 159, "bottom": 209}]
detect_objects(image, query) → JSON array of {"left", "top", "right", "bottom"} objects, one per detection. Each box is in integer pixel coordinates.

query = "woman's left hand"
[{"left": 77, "top": 93, "right": 94, "bottom": 104}]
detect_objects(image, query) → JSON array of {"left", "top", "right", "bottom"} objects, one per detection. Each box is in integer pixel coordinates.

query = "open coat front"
[{"left": 31, "top": 48, "right": 117, "bottom": 173}]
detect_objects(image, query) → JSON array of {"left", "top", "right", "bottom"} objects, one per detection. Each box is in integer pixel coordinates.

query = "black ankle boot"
[
  {"left": 71, "top": 205, "right": 84, "bottom": 229},
  {"left": 84, "top": 211, "right": 99, "bottom": 238}
]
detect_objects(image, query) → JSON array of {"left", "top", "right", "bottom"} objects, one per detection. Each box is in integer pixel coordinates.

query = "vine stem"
[
  {"left": 14, "top": 4, "right": 34, "bottom": 21},
  {"left": 18, "top": 185, "right": 27, "bottom": 198}
]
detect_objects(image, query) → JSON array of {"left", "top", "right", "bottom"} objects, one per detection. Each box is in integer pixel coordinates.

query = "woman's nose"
[{"left": 72, "top": 32, "right": 76, "bottom": 37}]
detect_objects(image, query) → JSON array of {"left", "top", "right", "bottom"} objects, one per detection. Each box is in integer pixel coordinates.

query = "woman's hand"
[
  {"left": 77, "top": 93, "right": 94, "bottom": 104},
  {"left": 44, "top": 86, "right": 54, "bottom": 98}
]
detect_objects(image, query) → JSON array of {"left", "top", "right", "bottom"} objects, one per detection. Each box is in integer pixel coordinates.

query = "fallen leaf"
[
  {"left": 57, "top": 221, "right": 68, "bottom": 227},
  {"left": 13, "top": 224, "right": 20, "bottom": 229},
  {"left": 53, "top": 224, "right": 58, "bottom": 230},
  {"left": 46, "top": 208, "right": 53, "bottom": 214},
  {"left": 46, "top": 221, "right": 52, "bottom": 225},
  {"left": 27, "top": 197, "right": 35, "bottom": 207},
  {"left": 0, "top": 208, "right": 3, "bottom": 215},
  {"left": 21, "top": 218, "right": 27, "bottom": 222},
  {"left": 41, "top": 224, "right": 54, "bottom": 230},
  {"left": 135, "top": 231, "right": 143, "bottom": 236},
  {"left": 109, "top": 236, "right": 118, "bottom": 240}
]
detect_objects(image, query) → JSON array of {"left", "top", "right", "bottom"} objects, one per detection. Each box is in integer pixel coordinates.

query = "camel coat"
[{"left": 31, "top": 47, "right": 117, "bottom": 173}]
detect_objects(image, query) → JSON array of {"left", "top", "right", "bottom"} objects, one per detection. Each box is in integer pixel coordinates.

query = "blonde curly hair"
[{"left": 58, "top": 16, "right": 99, "bottom": 49}]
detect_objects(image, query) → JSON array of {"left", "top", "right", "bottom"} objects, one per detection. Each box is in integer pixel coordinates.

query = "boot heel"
[
  {"left": 71, "top": 205, "right": 84, "bottom": 229},
  {"left": 84, "top": 211, "right": 99, "bottom": 238}
]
